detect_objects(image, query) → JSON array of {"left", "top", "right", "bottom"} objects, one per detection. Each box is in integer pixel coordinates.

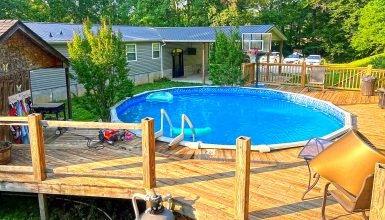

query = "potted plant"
[{"left": 0, "top": 141, "right": 12, "bottom": 164}]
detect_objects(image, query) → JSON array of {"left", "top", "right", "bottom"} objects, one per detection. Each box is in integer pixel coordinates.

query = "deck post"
[
  {"left": 202, "top": 43, "right": 206, "bottom": 84},
  {"left": 38, "top": 193, "right": 49, "bottom": 220},
  {"left": 301, "top": 62, "right": 307, "bottom": 87},
  {"left": 28, "top": 114, "right": 47, "bottom": 181},
  {"left": 279, "top": 40, "right": 284, "bottom": 76},
  {"left": 141, "top": 117, "right": 156, "bottom": 189},
  {"left": 370, "top": 163, "right": 385, "bottom": 219},
  {"left": 234, "top": 136, "right": 251, "bottom": 220},
  {"left": 64, "top": 66, "right": 73, "bottom": 119},
  {"left": 367, "top": 64, "right": 373, "bottom": 76}
]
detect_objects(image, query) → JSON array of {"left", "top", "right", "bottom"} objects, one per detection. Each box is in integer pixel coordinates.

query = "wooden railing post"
[
  {"left": 367, "top": 64, "right": 373, "bottom": 76},
  {"left": 141, "top": 117, "right": 156, "bottom": 189},
  {"left": 301, "top": 62, "right": 307, "bottom": 87},
  {"left": 27, "top": 114, "right": 46, "bottom": 181},
  {"left": 370, "top": 163, "right": 385, "bottom": 219},
  {"left": 235, "top": 136, "right": 251, "bottom": 220}
]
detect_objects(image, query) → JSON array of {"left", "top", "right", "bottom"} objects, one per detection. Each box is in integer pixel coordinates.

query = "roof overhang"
[
  {"left": 267, "top": 27, "right": 287, "bottom": 41},
  {"left": 0, "top": 20, "right": 69, "bottom": 66}
]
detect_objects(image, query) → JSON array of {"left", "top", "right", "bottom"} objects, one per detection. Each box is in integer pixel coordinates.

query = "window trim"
[
  {"left": 126, "top": 43, "right": 137, "bottom": 62},
  {"left": 152, "top": 42, "right": 160, "bottom": 59}
]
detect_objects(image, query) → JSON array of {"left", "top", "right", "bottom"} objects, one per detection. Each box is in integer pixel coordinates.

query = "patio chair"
[
  {"left": 309, "top": 129, "right": 385, "bottom": 219},
  {"left": 298, "top": 138, "right": 334, "bottom": 200},
  {"left": 321, "top": 174, "right": 373, "bottom": 220},
  {"left": 307, "top": 67, "right": 326, "bottom": 91}
]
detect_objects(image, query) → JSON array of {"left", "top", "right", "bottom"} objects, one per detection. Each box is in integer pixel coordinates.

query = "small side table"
[{"left": 298, "top": 138, "right": 334, "bottom": 200}]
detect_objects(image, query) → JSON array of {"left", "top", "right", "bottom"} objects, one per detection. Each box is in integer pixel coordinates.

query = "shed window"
[
  {"left": 126, "top": 44, "right": 137, "bottom": 61},
  {"left": 152, "top": 43, "right": 160, "bottom": 59}
]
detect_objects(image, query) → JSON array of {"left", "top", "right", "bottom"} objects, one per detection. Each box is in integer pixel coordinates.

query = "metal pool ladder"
[{"left": 155, "top": 109, "right": 196, "bottom": 146}]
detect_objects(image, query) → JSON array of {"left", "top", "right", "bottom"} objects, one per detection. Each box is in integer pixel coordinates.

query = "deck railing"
[
  {"left": 0, "top": 115, "right": 252, "bottom": 219},
  {"left": 244, "top": 63, "right": 385, "bottom": 90},
  {"left": 0, "top": 114, "right": 156, "bottom": 188}
]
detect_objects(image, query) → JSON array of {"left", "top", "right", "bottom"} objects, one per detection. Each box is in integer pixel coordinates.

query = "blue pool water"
[{"left": 114, "top": 87, "right": 345, "bottom": 145}]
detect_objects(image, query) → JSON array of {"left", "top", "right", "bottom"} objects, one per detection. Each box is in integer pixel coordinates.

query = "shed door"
[{"left": 172, "top": 48, "right": 184, "bottom": 78}]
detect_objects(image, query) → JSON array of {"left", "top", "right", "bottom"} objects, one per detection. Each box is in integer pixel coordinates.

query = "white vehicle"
[
  {"left": 283, "top": 53, "right": 304, "bottom": 64},
  {"left": 305, "top": 55, "right": 322, "bottom": 65},
  {"left": 260, "top": 52, "right": 280, "bottom": 63}
]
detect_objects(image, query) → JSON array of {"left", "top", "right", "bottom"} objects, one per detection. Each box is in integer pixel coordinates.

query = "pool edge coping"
[{"left": 110, "top": 86, "right": 354, "bottom": 152}]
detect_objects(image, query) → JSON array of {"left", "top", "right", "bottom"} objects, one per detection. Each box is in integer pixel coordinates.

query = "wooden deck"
[
  {"left": 265, "top": 84, "right": 379, "bottom": 105},
  {"left": 1, "top": 87, "right": 384, "bottom": 220}
]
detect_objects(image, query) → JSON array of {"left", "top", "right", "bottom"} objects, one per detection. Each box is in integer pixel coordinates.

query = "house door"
[{"left": 172, "top": 48, "right": 184, "bottom": 78}]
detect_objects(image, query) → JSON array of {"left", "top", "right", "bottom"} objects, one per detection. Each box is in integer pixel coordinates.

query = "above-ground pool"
[{"left": 111, "top": 87, "right": 352, "bottom": 151}]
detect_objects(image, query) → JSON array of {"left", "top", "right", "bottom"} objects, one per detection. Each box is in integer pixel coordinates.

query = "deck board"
[{"left": 2, "top": 86, "right": 384, "bottom": 219}]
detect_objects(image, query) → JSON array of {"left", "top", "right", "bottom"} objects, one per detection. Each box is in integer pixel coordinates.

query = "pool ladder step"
[{"left": 155, "top": 109, "right": 196, "bottom": 146}]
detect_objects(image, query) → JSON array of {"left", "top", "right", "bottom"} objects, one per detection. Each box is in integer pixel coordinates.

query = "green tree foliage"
[
  {"left": 351, "top": 0, "right": 385, "bottom": 56},
  {"left": 209, "top": 29, "right": 244, "bottom": 85},
  {"left": 68, "top": 19, "right": 134, "bottom": 121},
  {"left": 0, "top": 0, "right": 49, "bottom": 21},
  {"left": 1, "top": 0, "right": 385, "bottom": 63},
  {"left": 371, "top": 56, "right": 385, "bottom": 69}
]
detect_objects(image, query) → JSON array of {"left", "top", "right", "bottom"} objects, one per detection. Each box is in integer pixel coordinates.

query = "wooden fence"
[
  {"left": 243, "top": 63, "right": 385, "bottom": 91},
  {"left": 0, "top": 115, "right": 252, "bottom": 220}
]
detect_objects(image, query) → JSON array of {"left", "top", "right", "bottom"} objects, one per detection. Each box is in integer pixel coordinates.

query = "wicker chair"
[{"left": 309, "top": 129, "right": 385, "bottom": 219}]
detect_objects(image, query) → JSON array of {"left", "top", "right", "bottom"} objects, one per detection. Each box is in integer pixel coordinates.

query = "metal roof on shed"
[{"left": 24, "top": 22, "right": 281, "bottom": 43}]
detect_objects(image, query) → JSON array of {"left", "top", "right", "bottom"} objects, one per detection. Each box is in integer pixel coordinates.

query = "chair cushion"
[{"left": 309, "top": 130, "right": 385, "bottom": 196}]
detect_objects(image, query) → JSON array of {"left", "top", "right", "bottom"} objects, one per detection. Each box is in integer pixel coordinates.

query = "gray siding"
[
  {"left": 52, "top": 44, "right": 70, "bottom": 58},
  {"left": 30, "top": 68, "right": 81, "bottom": 103},
  {"left": 127, "top": 42, "right": 161, "bottom": 76},
  {"left": 30, "top": 68, "right": 66, "bottom": 91}
]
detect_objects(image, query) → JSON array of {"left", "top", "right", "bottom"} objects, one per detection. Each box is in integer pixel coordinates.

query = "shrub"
[
  {"left": 68, "top": 19, "right": 134, "bottom": 121},
  {"left": 209, "top": 29, "right": 245, "bottom": 86},
  {"left": 371, "top": 56, "right": 385, "bottom": 69}
]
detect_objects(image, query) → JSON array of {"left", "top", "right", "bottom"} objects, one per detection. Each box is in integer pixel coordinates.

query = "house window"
[
  {"left": 152, "top": 43, "right": 160, "bottom": 59},
  {"left": 126, "top": 44, "right": 137, "bottom": 61}
]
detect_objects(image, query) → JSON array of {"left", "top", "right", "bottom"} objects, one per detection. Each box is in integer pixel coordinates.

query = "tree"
[
  {"left": 68, "top": 19, "right": 134, "bottom": 121},
  {"left": 209, "top": 29, "right": 245, "bottom": 85},
  {"left": 352, "top": 0, "right": 385, "bottom": 56}
]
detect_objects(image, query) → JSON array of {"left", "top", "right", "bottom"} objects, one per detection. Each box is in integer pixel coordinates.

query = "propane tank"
[{"left": 132, "top": 189, "right": 175, "bottom": 220}]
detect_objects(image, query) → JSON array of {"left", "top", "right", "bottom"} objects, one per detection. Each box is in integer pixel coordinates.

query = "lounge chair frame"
[{"left": 321, "top": 174, "right": 373, "bottom": 220}]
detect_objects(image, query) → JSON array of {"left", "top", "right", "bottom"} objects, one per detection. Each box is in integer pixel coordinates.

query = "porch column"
[
  {"left": 64, "top": 66, "right": 73, "bottom": 120},
  {"left": 202, "top": 43, "right": 206, "bottom": 84},
  {"left": 279, "top": 40, "right": 284, "bottom": 76},
  {"left": 279, "top": 40, "right": 284, "bottom": 63}
]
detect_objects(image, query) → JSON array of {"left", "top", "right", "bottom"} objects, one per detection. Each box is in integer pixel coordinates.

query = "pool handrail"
[
  {"left": 155, "top": 109, "right": 173, "bottom": 139},
  {"left": 169, "top": 114, "right": 196, "bottom": 146}
]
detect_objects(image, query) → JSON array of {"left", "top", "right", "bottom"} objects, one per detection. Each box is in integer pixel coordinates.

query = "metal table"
[{"left": 31, "top": 103, "right": 66, "bottom": 120}]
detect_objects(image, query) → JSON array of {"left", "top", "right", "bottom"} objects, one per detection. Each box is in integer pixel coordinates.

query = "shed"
[{"left": 0, "top": 20, "right": 72, "bottom": 139}]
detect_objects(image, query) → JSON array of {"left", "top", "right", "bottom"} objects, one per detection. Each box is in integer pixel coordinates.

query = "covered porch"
[{"left": 161, "top": 26, "right": 287, "bottom": 84}]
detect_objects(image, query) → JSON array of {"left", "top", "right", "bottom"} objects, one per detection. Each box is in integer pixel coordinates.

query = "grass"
[
  {"left": 331, "top": 53, "right": 385, "bottom": 67},
  {"left": 66, "top": 79, "right": 202, "bottom": 121},
  {"left": 0, "top": 194, "right": 143, "bottom": 220},
  {"left": 0, "top": 195, "right": 39, "bottom": 220}
]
